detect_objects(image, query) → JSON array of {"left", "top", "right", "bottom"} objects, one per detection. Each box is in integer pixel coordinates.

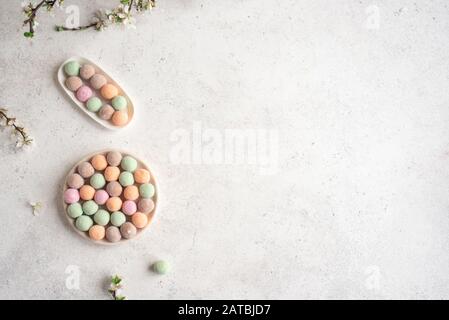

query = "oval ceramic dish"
[
  {"left": 62, "top": 150, "right": 158, "bottom": 245},
  {"left": 57, "top": 56, "right": 134, "bottom": 130}
]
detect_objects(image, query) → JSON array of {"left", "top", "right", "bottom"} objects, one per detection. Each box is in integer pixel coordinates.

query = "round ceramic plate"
[
  {"left": 57, "top": 56, "right": 135, "bottom": 130},
  {"left": 62, "top": 150, "right": 158, "bottom": 245}
]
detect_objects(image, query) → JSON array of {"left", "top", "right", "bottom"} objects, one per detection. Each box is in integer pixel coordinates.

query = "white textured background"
[{"left": 1, "top": 0, "right": 449, "bottom": 299}]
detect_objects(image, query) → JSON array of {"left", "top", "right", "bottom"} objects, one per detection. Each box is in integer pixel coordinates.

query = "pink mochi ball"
[
  {"left": 76, "top": 85, "right": 93, "bottom": 102},
  {"left": 122, "top": 200, "right": 137, "bottom": 216},
  {"left": 64, "top": 188, "right": 80, "bottom": 204},
  {"left": 94, "top": 189, "right": 109, "bottom": 205}
]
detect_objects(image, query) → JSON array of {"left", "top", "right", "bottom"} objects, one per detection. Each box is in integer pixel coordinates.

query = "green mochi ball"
[
  {"left": 110, "top": 211, "right": 126, "bottom": 227},
  {"left": 90, "top": 173, "right": 106, "bottom": 189},
  {"left": 111, "top": 96, "right": 127, "bottom": 111},
  {"left": 82, "top": 200, "right": 98, "bottom": 215},
  {"left": 152, "top": 260, "right": 170, "bottom": 275},
  {"left": 139, "top": 183, "right": 155, "bottom": 198},
  {"left": 67, "top": 203, "right": 83, "bottom": 218},
  {"left": 86, "top": 97, "right": 102, "bottom": 112},
  {"left": 121, "top": 156, "right": 137, "bottom": 172},
  {"left": 75, "top": 215, "right": 93, "bottom": 232},
  {"left": 94, "top": 209, "right": 110, "bottom": 226},
  {"left": 64, "top": 61, "right": 80, "bottom": 76},
  {"left": 119, "top": 171, "right": 134, "bottom": 187}
]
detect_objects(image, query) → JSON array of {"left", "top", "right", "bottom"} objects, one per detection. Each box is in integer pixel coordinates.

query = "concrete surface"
[{"left": 1, "top": 0, "right": 449, "bottom": 299}]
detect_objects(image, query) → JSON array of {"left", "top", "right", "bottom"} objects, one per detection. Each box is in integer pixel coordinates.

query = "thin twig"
[
  {"left": 0, "top": 108, "right": 33, "bottom": 146},
  {"left": 56, "top": 22, "right": 97, "bottom": 32},
  {"left": 23, "top": 0, "right": 58, "bottom": 35}
]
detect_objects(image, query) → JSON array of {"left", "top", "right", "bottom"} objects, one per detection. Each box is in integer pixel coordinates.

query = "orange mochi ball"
[
  {"left": 91, "top": 154, "right": 108, "bottom": 171},
  {"left": 106, "top": 197, "right": 122, "bottom": 212},
  {"left": 131, "top": 212, "right": 148, "bottom": 229},
  {"left": 100, "top": 84, "right": 118, "bottom": 100},
  {"left": 124, "top": 185, "right": 139, "bottom": 201},
  {"left": 89, "top": 225, "right": 105, "bottom": 240},
  {"left": 111, "top": 111, "right": 128, "bottom": 126},
  {"left": 80, "top": 185, "right": 95, "bottom": 200},
  {"left": 134, "top": 169, "right": 150, "bottom": 184},
  {"left": 104, "top": 166, "right": 120, "bottom": 182}
]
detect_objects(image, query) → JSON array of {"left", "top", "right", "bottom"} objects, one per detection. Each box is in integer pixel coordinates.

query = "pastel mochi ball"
[
  {"left": 90, "top": 74, "right": 107, "bottom": 90},
  {"left": 120, "top": 222, "right": 137, "bottom": 239},
  {"left": 139, "top": 183, "right": 155, "bottom": 198},
  {"left": 111, "top": 96, "right": 127, "bottom": 110},
  {"left": 82, "top": 200, "right": 98, "bottom": 215},
  {"left": 106, "top": 181, "right": 122, "bottom": 197},
  {"left": 111, "top": 111, "right": 128, "bottom": 126},
  {"left": 124, "top": 185, "right": 139, "bottom": 201},
  {"left": 106, "top": 197, "right": 122, "bottom": 212},
  {"left": 64, "top": 61, "right": 80, "bottom": 76},
  {"left": 75, "top": 215, "right": 93, "bottom": 232},
  {"left": 94, "top": 189, "right": 109, "bottom": 205},
  {"left": 80, "top": 64, "right": 95, "bottom": 80},
  {"left": 67, "top": 173, "right": 84, "bottom": 189},
  {"left": 106, "top": 226, "right": 122, "bottom": 242},
  {"left": 110, "top": 211, "right": 126, "bottom": 227},
  {"left": 99, "top": 104, "right": 115, "bottom": 120},
  {"left": 137, "top": 198, "right": 154, "bottom": 213},
  {"left": 91, "top": 154, "right": 108, "bottom": 171},
  {"left": 101, "top": 84, "right": 119, "bottom": 100},
  {"left": 89, "top": 225, "right": 105, "bottom": 241},
  {"left": 64, "top": 188, "right": 79, "bottom": 204},
  {"left": 119, "top": 171, "right": 134, "bottom": 187},
  {"left": 86, "top": 97, "right": 102, "bottom": 112},
  {"left": 121, "top": 156, "right": 138, "bottom": 172},
  {"left": 90, "top": 173, "right": 106, "bottom": 189},
  {"left": 104, "top": 166, "right": 120, "bottom": 182},
  {"left": 122, "top": 200, "right": 137, "bottom": 216},
  {"left": 77, "top": 162, "right": 95, "bottom": 178},
  {"left": 131, "top": 212, "right": 148, "bottom": 229},
  {"left": 152, "top": 260, "right": 170, "bottom": 275},
  {"left": 65, "top": 76, "right": 82, "bottom": 91},
  {"left": 67, "top": 203, "right": 83, "bottom": 218},
  {"left": 80, "top": 185, "right": 95, "bottom": 200},
  {"left": 94, "top": 209, "right": 110, "bottom": 226},
  {"left": 134, "top": 169, "right": 150, "bottom": 184},
  {"left": 106, "top": 151, "right": 122, "bottom": 166},
  {"left": 76, "top": 85, "right": 93, "bottom": 103}
]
